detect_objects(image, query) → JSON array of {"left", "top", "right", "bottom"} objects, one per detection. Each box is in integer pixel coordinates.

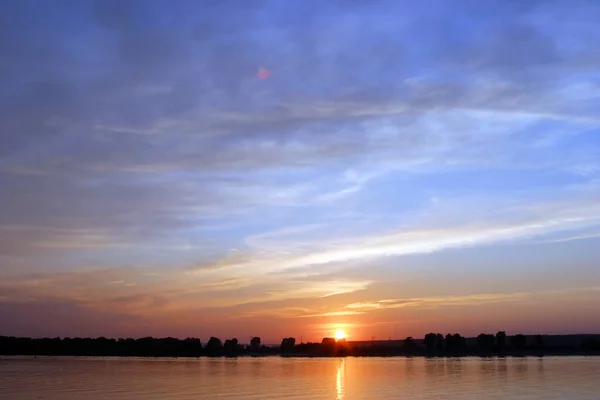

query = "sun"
[{"left": 335, "top": 330, "right": 346, "bottom": 340}]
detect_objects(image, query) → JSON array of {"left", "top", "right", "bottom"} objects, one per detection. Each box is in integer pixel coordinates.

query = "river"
[{"left": 1, "top": 356, "right": 598, "bottom": 399}]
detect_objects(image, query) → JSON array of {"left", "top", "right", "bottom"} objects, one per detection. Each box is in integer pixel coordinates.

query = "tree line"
[
  {"left": 0, "top": 336, "right": 276, "bottom": 357},
  {"left": 1, "top": 333, "right": 599, "bottom": 358},
  {"left": 421, "top": 331, "right": 533, "bottom": 354}
]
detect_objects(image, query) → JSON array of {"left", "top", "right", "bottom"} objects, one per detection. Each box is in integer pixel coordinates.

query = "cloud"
[
  {"left": 1, "top": 0, "right": 600, "bottom": 337},
  {"left": 298, "top": 310, "right": 365, "bottom": 318},
  {"left": 0, "top": 262, "right": 374, "bottom": 323},
  {"left": 547, "top": 232, "right": 600, "bottom": 244},
  {"left": 188, "top": 185, "right": 600, "bottom": 277},
  {"left": 260, "top": 280, "right": 373, "bottom": 301},
  {"left": 0, "top": 300, "right": 139, "bottom": 338},
  {"left": 345, "top": 293, "right": 529, "bottom": 311},
  {"left": 369, "top": 285, "right": 600, "bottom": 306},
  {"left": 200, "top": 278, "right": 249, "bottom": 291}
]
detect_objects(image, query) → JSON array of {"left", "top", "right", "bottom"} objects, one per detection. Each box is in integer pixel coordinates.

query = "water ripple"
[{"left": 1, "top": 356, "right": 599, "bottom": 399}]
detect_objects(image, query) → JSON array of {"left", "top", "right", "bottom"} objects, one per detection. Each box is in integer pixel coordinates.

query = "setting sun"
[{"left": 335, "top": 330, "right": 346, "bottom": 340}]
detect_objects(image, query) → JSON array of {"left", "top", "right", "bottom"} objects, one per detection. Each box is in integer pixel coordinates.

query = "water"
[{"left": 1, "top": 356, "right": 599, "bottom": 399}]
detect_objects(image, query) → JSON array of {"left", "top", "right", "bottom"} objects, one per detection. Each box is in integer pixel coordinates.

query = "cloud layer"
[{"left": 1, "top": 0, "right": 599, "bottom": 340}]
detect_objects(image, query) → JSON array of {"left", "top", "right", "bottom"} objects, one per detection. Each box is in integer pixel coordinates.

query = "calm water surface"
[{"left": 1, "top": 356, "right": 599, "bottom": 399}]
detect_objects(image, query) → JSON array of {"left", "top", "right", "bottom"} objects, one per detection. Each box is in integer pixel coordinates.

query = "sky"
[{"left": 1, "top": 0, "right": 600, "bottom": 343}]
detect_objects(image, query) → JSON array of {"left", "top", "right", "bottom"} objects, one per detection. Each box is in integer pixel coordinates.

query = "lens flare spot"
[{"left": 257, "top": 66, "right": 271, "bottom": 80}]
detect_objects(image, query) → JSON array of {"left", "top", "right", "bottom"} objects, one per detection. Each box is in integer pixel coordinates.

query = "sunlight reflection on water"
[
  {"left": 0, "top": 356, "right": 599, "bottom": 399},
  {"left": 336, "top": 358, "right": 345, "bottom": 400}
]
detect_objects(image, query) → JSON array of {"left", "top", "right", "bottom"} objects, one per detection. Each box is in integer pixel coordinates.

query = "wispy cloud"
[
  {"left": 269, "top": 280, "right": 373, "bottom": 300},
  {"left": 298, "top": 311, "right": 365, "bottom": 318},
  {"left": 342, "top": 287, "right": 600, "bottom": 315},
  {"left": 548, "top": 232, "right": 600, "bottom": 243},
  {"left": 190, "top": 190, "right": 600, "bottom": 276},
  {"left": 345, "top": 293, "right": 529, "bottom": 311}
]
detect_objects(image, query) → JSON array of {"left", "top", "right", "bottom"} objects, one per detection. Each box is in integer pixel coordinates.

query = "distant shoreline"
[
  {"left": 2, "top": 333, "right": 600, "bottom": 358},
  {"left": 2, "top": 352, "right": 600, "bottom": 359}
]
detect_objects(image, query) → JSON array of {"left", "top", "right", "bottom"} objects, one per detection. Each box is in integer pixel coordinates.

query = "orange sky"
[{"left": 2, "top": 242, "right": 599, "bottom": 343}]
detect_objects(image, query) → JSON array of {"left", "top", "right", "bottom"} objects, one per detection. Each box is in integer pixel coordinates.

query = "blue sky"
[{"left": 1, "top": 0, "right": 599, "bottom": 341}]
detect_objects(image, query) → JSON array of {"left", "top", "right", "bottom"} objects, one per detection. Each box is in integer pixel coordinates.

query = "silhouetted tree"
[
  {"left": 582, "top": 337, "right": 600, "bottom": 352},
  {"left": 496, "top": 331, "right": 506, "bottom": 352},
  {"left": 533, "top": 335, "right": 544, "bottom": 350},
  {"left": 424, "top": 333, "right": 437, "bottom": 351},
  {"left": 402, "top": 336, "right": 416, "bottom": 353},
  {"left": 477, "top": 333, "right": 495, "bottom": 352},
  {"left": 336, "top": 338, "right": 349, "bottom": 356},
  {"left": 435, "top": 333, "right": 444, "bottom": 351},
  {"left": 224, "top": 338, "right": 239, "bottom": 355},
  {"left": 250, "top": 337, "right": 261, "bottom": 350},
  {"left": 444, "top": 334, "right": 453, "bottom": 351},
  {"left": 206, "top": 337, "right": 223, "bottom": 355},
  {"left": 3, "top": 332, "right": 597, "bottom": 358},
  {"left": 183, "top": 337, "right": 202, "bottom": 357},
  {"left": 320, "top": 337, "right": 336, "bottom": 355},
  {"left": 207, "top": 337, "right": 222, "bottom": 348},
  {"left": 280, "top": 337, "right": 296, "bottom": 354},
  {"left": 445, "top": 333, "right": 465, "bottom": 353},
  {"left": 511, "top": 334, "right": 527, "bottom": 350},
  {"left": 454, "top": 333, "right": 466, "bottom": 351}
]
